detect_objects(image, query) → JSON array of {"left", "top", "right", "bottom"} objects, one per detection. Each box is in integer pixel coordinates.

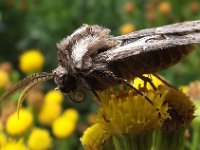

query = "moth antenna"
[
  {"left": 17, "top": 82, "right": 38, "bottom": 118},
  {"left": 17, "top": 73, "right": 56, "bottom": 117},
  {"left": 0, "top": 72, "right": 56, "bottom": 103}
]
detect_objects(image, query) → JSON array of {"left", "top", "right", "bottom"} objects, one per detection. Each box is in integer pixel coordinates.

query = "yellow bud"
[
  {"left": 63, "top": 108, "right": 79, "bottom": 123},
  {"left": 52, "top": 117, "right": 76, "bottom": 138},
  {"left": 38, "top": 103, "right": 62, "bottom": 126},
  {"left": 6, "top": 108, "right": 33, "bottom": 136},
  {"left": 119, "top": 23, "right": 136, "bottom": 35},
  {"left": 28, "top": 128, "right": 51, "bottom": 150},
  {"left": 190, "top": 1, "right": 200, "bottom": 13},
  {"left": 44, "top": 90, "right": 64, "bottom": 104},
  {"left": 0, "top": 70, "right": 9, "bottom": 89},
  {"left": 158, "top": 1, "right": 172, "bottom": 15},
  {"left": 19, "top": 50, "right": 44, "bottom": 73},
  {"left": 146, "top": 11, "right": 156, "bottom": 22},
  {"left": 0, "top": 132, "right": 7, "bottom": 146},
  {"left": 1, "top": 139, "right": 28, "bottom": 150},
  {"left": 0, "top": 62, "right": 13, "bottom": 73},
  {"left": 124, "top": 2, "right": 135, "bottom": 13}
]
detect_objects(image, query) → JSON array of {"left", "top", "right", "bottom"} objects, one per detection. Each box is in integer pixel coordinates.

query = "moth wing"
[
  {"left": 94, "top": 32, "right": 200, "bottom": 77},
  {"left": 95, "top": 32, "right": 200, "bottom": 62},
  {"left": 115, "top": 20, "right": 200, "bottom": 40}
]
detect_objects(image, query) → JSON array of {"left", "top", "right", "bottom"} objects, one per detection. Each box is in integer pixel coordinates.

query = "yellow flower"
[
  {"left": 63, "top": 108, "right": 79, "bottom": 123},
  {"left": 123, "top": 2, "right": 135, "bottom": 14},
  {"left": 38, "top": 103, "right": 62, "bottom": 126},
  {"left": 0, "top": 132, "right": 7, "bottom": 146},
  {"left": 190, "top": 1, "right": 200, "bottom": 13},
  {"left": 19, "top": 50, "right": 44, "bottom": 73},
  {"left": 158, "top": 1, "right": 172, "bottom": 15},
  {"left": 44, "top": 90, "right": 64, "bottom": 104},
  {"left": 52, "top": 116, "right": 76, "bottom": 138},
  {"left": 96, "top": 85, "right": 170, "bottom": 134},
  {"left": 132, "top": 74, "right": 163, "bottom": 90},
  {"left": 0, "top": 70, "right": 9, "bottom": 89},
  {"left": 146, "top": 10, "right": 157, "bottom": 22},
  {"left": 0, "top": 120, "right": 3, "bottom": 131},
  {"left": 6, "top": 108, "right": 33, "bottom": 136},
  {"left": 27, "top": 128, "right": 51, "bottom": 150},
  {"left": 119, "top": 23, "right": 136, "bottom": 35},
  {"left": 80, "top": 123, "right": 110, "bottom": 150},
  {"left": 1, "top": 139, "right": 28, "bottom": 150},
  {"left": 0, "top": 62, "right": 13, "bottom": 73}
]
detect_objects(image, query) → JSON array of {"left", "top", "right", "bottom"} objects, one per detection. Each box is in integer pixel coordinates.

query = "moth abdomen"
[{"left": 108, "top": 44, "right": 194, "bottom": 79}]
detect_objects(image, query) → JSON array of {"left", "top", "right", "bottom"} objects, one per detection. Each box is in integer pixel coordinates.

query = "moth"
[{"left": 1, "top": 20, "right": 200, "bottom": 104}]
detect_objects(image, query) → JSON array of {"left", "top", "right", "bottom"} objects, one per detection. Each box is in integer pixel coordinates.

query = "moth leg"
[
  {"left": 152, "top": 74, "right": 177, "bottom": 90},
  {"left": 101, "top": 71, "right": 154, "bottom": 105},
  {"left": 90, "top": 89, "right": 101, "bottom": 103},
  {"left": 79, "top": 75, "right": 101, "bottom": 103},
  {"left": 117, "top": 78, "right": 154, "bottom": 105},
  {"left": 136, "top": 75, "right": 157, "bottom": 90},
  {"left": 68, "top": 94, "right": 75, "bottom": 102}
]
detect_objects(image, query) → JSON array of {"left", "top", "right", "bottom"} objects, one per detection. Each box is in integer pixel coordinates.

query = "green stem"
[
  {"left": 113, "top": 131, "right": 153, "bottom": 150},
  {"left": 101, "top": 136, "right": 115, "bottom": 150},
  {"left": 153, "top": 128, "right": 185, "bottom": 150},
  {"left": 191, "top": 125, "right": 200, "bottom": 150},
  {"left": 55, "top": 137, "right": 71, "bottom": 150}
]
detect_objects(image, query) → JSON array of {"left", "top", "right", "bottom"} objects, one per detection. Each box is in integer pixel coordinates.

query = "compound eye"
[
  {"left": 59, "top": 75, "right": 77, "bottom": 93},
  {"left": 68, "top": 91, "right": 85, "bottom": 103}
]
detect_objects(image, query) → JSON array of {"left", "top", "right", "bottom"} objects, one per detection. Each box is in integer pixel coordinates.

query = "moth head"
[
  {"left": 0, "top": 68, "right": 82, "bottom": 104},
  {"left": 53, "top": 66, "right": 84, "bottom": 102},
  {"left": 53, "top": 65, "right": 76, "bottom": 93}
]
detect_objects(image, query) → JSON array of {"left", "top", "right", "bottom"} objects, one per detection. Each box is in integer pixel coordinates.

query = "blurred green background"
[{"left": 0, "top": 0, "right": 200, "bottom": 150}]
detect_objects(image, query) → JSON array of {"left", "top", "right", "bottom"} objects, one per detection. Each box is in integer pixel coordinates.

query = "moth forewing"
[
  {"left": 95, "top": 32, "right": 200, "bottom": 62},
  {"left": 114, "top": 20, "right": 200, "bottom": 40}
]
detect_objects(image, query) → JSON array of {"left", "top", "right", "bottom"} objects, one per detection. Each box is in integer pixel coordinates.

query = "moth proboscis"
[{"left": 1, "top": 20, "right": 200, "bottom": 106}]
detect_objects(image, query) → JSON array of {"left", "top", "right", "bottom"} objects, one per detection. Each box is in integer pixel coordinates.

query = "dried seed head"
[{"left": 160, "top": 86, "right": 195, "bottom": 132}]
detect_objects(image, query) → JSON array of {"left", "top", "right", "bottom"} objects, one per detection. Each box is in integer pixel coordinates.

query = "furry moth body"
[{"left": 1, "top": 20, "right": 200, "bottom": 103}]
